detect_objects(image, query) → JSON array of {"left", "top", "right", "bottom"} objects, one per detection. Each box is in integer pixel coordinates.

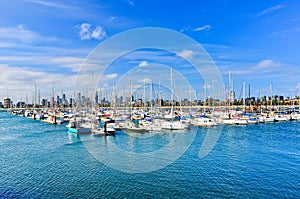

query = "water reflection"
[{"left": 82, "top": 128, "right": 197, "bottom": 173}]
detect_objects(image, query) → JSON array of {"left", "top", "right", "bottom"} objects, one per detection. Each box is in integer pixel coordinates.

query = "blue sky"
[{"left": 1, "top": 0, "right": 300, "bottom": 102}]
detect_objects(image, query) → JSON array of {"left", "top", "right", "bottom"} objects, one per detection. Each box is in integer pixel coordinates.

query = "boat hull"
[{"left": 68, "top": 127, "right": 91, "bottom": 134}]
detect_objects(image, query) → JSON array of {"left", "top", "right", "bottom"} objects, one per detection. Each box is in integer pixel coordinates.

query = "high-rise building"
[
  {"left": 41, "top": 99, "right": 48, "bottom": 107},
  {"left": 95, "top": 91, "right": 99, "bottom": 105},
  {"left": 230, "top": 91, "right": 235, "bottom": 102},
  {"left": 69, "top": 98, "right": 73, "bottom": 107},
  {"left": 119, "top": 96, "right": 123, "bottom": 105},
  {"left": 56, "top": 95, "right": 60, "bottom": 106},
  {"left": 16, "top": 102, "right": 25, "bottom": 107},
  {"left": 62, "top": 93, "right": 66, "bottom": 105},
  {"left": 77, "top": 92, "right": 81, "bottom": 106},
  {"left": 3, "top": 97, "right": 11, "bottom": 108}
]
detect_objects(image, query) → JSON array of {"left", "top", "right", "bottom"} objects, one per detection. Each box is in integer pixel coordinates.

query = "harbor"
[
  {"left": 2, "top": 92, "right": 300, "bottom": 132},
  {"left": 1, "top": 0, "right": 300, "bottom": 198},
  {"left": 1, "top": 76, "right": 300, "bottom": 197},
  {"left": 2, "top": 70, "right": 300, "bottom": 131}
]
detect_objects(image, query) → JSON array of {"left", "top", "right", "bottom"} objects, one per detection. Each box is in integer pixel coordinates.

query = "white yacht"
[{"left": 192, "top": 117, "right": 217, "bottom": 127}]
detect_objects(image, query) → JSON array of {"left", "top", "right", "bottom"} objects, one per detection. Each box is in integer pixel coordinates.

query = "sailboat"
[
  {"left": 161, "top": 67, "right": 186, "bottom": 130},
  {"left": 93, "top": 120, "right": 116, "bottom": 136},
  {"left": 67, "top": 78, "right": 93, "bottom": 134},
  {"left": 123, "top": 80, "right": 149, "bottom": 133},
  {"left": 192, "top": 116, "right": 217, "bottom": 127},
  {"left": 67, "top": 116, "right": 91, "bottom": 134},
  {"left": 291, "top": 112, "right": 300, "bottom": 120},
  {"left": 192, "top": 83, "right": 217, "bottom": 127},
  {"left": 222, "top": 71, "right": 236, "bottom": 125},
  {"left": 234, "top": 81, "right": 248, "bottom": 125}
]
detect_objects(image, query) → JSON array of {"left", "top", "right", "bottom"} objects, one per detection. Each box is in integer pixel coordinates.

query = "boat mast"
[
  {"left": 248, "top": 83, "right": 251, "bottom": 113},
  {"left": 149, "top": 79, "right": 153, "bottom": 111},
  {"left": 38, "top": 89, "right": 40, "bottom": 108},
  {"left": 170, "top": 67, "right": 174, "bottom": 116},
  {"left": 130, "top": 79, "right": 133, "bottom": 115},
  {"left": 227, "top": 71, "right": 231, "bottom": 114},
  {"left": 232, "top": 75, "right": 234, "bottom": 112},
  {"left": 291, "top": 91, "right": 294, "bottom": 110},
  {"left": 143, "top": 77, "right": 146, "bottom": 109},
  {"left": 212, "top": 80, "right": 215, "bottom": 113},
  {"left": 204, "top": 82, "right": 206, "bottom": 114},
  {"left": 110, "top": 85, "right": 114, "bottom": 109},
  {"left": 158, "top": 79, "right": 161, "bottom": 116},
  {"left": 260, "top": 89, "right": 262, "bottom": 114},
  {"left": 34, "top": 83, "right": 36, "bottom": 109},
  {"left": 159, "top": 79, "right": 161, "bottom": 107},
  {"left": 26, "top": 93, "right": 28, "bottom": 109},
  {"left": 52, "top": 87, "right": 54, "bottom": 112},
  {"left": 189, "top": 85, "right": 192, "bottom": 115},
  {"left": 91, "top": 72, "right": 94, "bottom": 112},
  {"left": 243, "top": 81, "right": 246, "bottom": 112},
  {"left": 270, "top": 82, "right": 273, "bottom": 109},
  {"left": 73, "top": 89, "right": 76, "bottom": 111}
]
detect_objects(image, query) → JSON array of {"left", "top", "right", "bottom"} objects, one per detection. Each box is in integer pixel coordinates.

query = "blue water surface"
[{"left": 0, "top": 112, "right": 299, "bottom": 198}]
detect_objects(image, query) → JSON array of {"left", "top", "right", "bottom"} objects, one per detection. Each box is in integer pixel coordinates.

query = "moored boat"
[
  {"left": 192, "top": 117, "right": 217, "bottom": 127},
  {"left": 66, "top": 117, "right": 91, "bottom": 134},
  {"left": 161, "top": 120, "right": 187, "bottom": 130},
  {"left": 234, "top": 119, "right": 248, "bottom": 125}
]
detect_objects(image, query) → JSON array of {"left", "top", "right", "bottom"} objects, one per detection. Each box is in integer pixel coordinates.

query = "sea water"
[{"left": 0, "top": 111, "right": 299, "bottom": 198}]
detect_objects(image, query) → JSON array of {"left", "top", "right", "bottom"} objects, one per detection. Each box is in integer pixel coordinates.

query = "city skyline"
[
  {"left": 1, "top": 1, "right": 300, "bottom": 101},
  {"left": 2, "top": 87, "right": 299, "bottom": 109}
]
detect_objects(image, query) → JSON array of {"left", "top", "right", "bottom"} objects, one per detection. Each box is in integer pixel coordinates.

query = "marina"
[
  {"left": 2, "top": 101, "right": 300, "bottom": 131},
  {"left": 1, "top": 1, "right": 300, "bottom": 198}
]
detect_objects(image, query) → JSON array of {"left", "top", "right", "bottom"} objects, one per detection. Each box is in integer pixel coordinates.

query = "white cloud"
[
  {"left": 51, "top": 56, "right": 84, "bottom": 64},
  {"left": 180, "top": 25, "right": 210, "bottom": 33},
  {"left": 77, "top": 23, "right": 92, "bottom": 40},
  {"left": 202, "top": 43, "right": 231, "bottom": 49},
  {"left": 91, "top": 26, "right": 107, "bottom": 40},
  {"left": 0, "top": 25, "right": 38, "bottom": 44},
  {"left": 103, "top": 83, "right": 109, "bottom": 88},
  {"left": 136, "top": 68, "right": 150, "bottom": 73},
  {"left": 108, "top": 16, "right": 116, "bottom": 22},
  {"left": 176, "top": 50, "right": 194, "bottom": 59},
  {"left": 256, "top": 5, "right": 284, "bottom": 17},
  {"left": 272, "top": 27, "right": 300, "bottom": 36},
  {"left": 0, "top": 25, "right": 58, "bottom": 48},
  {"left": 253, "top": 59, "right": 282, "bottom": 69},
  {"left": 125, "top": 0, "right": 135, "bottom": 6},
  {"left": 0, "top": 64, "right": 76, "bottom": 100},
  {"left": 0, "top": 42, "right": 16, "bottom": 48},
  {"left": 0, "top": 64, "right": 44, "bottom": 83},
  {"left": 137, "top": 78, "right": 152, "bottom": 83},
  {"left": 180, "top": 26, "right": 190, "bottom": 33},
  {"left": 25, "top": 0, "right": 73, "bottom": 9},
  {"left": 51, "top": 56, "right": 85, "bottom": 71},
  {"left": 194, "top": 25, "right": 211, "bottom": 32},
  {"left": 76, "top": 23, "right": 107, "bottom": 40},
  {"left": 231, "top": 70, "right": 252, "bottom": 75},
  {"left": 138, "top": 61, "right": 149, "bottom": 67},
  {"left": 230, "top": 59, "right": 284, "bottom": 76},
  {"left": 105, "top": 73, "right": 118, "bottom": 79}
]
